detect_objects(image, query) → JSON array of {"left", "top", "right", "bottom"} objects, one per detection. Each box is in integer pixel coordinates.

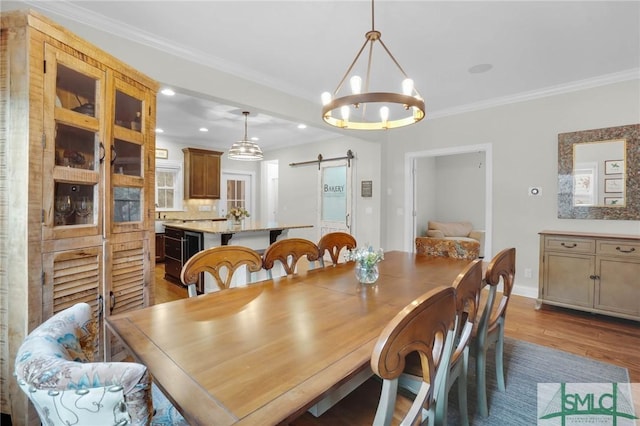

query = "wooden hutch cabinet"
[
  {"left": 538, "top": 231, "right": 640, "bottom": 321},
  {"left": 183, "top": 147, "right": 222, "bottom": 199},
  {"left": 1, "top": 10, "right": 158, "bottom": 424}
]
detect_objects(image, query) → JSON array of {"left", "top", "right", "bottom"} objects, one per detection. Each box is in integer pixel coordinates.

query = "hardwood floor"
[{"left": 153, "top": 264, "right": 640, "bottom": 381}]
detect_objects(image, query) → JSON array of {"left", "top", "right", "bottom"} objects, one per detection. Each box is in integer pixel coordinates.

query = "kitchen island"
[{"left": 162, "top": 220, "right": 313, "bottom": 293}]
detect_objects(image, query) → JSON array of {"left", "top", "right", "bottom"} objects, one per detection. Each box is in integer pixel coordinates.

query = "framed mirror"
[{"left": 558, "top": 123, "right": 639, "bottom": 220}]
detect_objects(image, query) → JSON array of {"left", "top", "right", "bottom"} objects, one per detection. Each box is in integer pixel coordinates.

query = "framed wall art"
[
  {"left": 604, "top": 159, "right": 624, "bottom": 175},
  {"left": 605, "top": 178, "right": 623, "bottom": 193},
  {"left": 604, "top": 197, "right": 624, "bottom": 206},
  {"left": 155, "top": 148, "right": 168, "bottom": 159}
]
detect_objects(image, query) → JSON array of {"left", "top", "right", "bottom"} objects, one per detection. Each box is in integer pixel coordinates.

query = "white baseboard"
[{"left": 512, "top": 284, "right": 538, "bottom": 299}]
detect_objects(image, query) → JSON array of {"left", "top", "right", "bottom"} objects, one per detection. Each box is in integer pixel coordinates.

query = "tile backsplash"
[{"left": 156, "top": 199, "right": 224, "bottom": 220}]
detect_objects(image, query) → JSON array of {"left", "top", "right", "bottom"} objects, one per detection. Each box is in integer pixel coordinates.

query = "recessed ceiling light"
[
  {"left": 155, "top": 128, "right": 164, "bottom": 133},
  {"left": 199, "top": 127, "right": 209, "bottom": 132},
  {"left": 468, "top": 63, "right": 493, "bottom": 74},
  {"left": 160, "top": 88, "right": 175, "bottom": 96},
  {"left": 297, "top": 124, "right": 307, "bottom": 129}
]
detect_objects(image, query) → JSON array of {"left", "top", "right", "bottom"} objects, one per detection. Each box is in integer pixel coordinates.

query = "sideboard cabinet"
[
  {"left": 1, "top": 10, "right": 158, "bottom": 423},
  {"left": 538, "top": 231, "right": 640, "bottom": 321}
]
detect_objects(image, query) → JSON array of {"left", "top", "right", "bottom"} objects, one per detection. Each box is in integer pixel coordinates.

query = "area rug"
[{"left": 445, "top": 337, "right": 631, "bottom": 425}]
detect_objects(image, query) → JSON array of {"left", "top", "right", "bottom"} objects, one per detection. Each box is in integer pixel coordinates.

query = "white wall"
[
  {"left": 433, "top": 152, "right": 486, "bottom": 230},
  {"left": 381, "top": 79, "right": 640, "bottom": 296},
  {"left": 415, "top": 156, "right": 437, "bottom": 237}
]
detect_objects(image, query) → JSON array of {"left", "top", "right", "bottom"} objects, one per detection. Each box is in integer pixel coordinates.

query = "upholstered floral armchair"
[
  {"left": 14, "top": 302, "right": 186, "bottom": 426},
  {"left": 416, "top": 220, "right": 485, "bottom": 259}
]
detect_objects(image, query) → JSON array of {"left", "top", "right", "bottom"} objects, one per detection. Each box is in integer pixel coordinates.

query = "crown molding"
[
  {"left": 428, "top": 69, "right": 640, "bottom": 120},
  {"left": 27, "top": 1, "right": 639, "bottom": 119},
  {"left": 22, "top": 0, "right": 315, "bottom": 100}
]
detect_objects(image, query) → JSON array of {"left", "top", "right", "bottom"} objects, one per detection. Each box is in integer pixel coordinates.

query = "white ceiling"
[{"left": 11, "top": 1, "right": 640, "bottom": 152}]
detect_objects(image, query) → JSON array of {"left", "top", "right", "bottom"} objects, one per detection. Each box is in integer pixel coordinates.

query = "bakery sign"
[{"left": 324, "top": 184, "right": 345, "bottom": 193}]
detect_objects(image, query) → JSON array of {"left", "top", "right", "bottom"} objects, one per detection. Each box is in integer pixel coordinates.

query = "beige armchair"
[{"left": 424, "top": 221, "right": 485, "bottom": 258}]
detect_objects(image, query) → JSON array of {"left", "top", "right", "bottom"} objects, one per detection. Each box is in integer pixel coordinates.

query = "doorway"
[
  {"left": 220, "top": 172, "right": 255, "bottom": 218},
  {"left": 404, "top": 144, "right": 493, "bottom": 257},
  {"left": 261, "top": 160, "right": 279, "bottom": 224},
  {"left": 318, "top": 160, "right": 353, "bottom": 237}
]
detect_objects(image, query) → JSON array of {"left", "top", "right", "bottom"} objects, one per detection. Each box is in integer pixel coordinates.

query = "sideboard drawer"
[
  {"left": 545, "top": 237, "right": 595, "bottom": 254},
  {"left": 597, "top": 240, "right": 640, "bottom": 258}
]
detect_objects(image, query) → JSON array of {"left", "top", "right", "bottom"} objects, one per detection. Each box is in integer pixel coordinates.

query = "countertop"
[
  {"left": 163, "top": 220, "right": 313, "bottom": 235},
  {"left": 159, "top": 218, "right": 227, "bottom": 222}
]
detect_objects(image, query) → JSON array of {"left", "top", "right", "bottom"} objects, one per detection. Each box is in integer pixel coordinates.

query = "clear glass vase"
[{"left": 355, "top": 262, "right": 379, "bottom": 284}]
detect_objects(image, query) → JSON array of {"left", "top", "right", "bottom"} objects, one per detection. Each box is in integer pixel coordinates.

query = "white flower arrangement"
[
  {"left": 226, "top": 206, "right": 250, "bottom": 220},
  {"left": 345, "top": 245, "right": 384, "bottom": 268}
]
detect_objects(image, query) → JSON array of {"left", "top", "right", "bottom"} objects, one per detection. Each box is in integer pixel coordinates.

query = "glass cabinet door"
[
  {"left": 110, "top": 78, "right": 150, "bottom": 234},
  {"left": 43, "top": 44, "right": 105, "bottom": 241}
]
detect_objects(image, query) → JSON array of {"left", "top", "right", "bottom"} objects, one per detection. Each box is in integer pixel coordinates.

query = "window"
[
  {"left": 155, "top": 160, "right": 183, "bottom": 211},
  {"left": 226, "top": 178, "right": 246, "bottom": 211}
]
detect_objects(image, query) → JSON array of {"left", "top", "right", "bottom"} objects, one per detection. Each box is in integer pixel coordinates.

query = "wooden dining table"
[{"left": 106, "top": 251, "right": 475, "bottom": 426}]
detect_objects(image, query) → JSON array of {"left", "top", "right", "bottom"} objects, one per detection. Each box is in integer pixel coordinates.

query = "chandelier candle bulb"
[
  {"left": 341, "top": 105, "right": 350, "bottom": 121},
  {"left": 380, "top": 106, "right": 389, "bottom": 123},
  {"left": 321, "top": 92, "right": 332, "bottom": 106},
  {"left": 350, "top": 76, "right": 362, "bottom": 94},
  {"left": 402, "top": 78, "right": 414, "bottom": 96}
]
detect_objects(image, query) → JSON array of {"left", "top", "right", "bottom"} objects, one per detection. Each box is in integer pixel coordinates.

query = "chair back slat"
[
  {"left": 481, "top": 247, "right": 516, "bottom": 334},
  {"left": 317, "top": 232, "right": 357, "bottom": 266},
  {"left": 451, "top": 259, "right": 484, "bottom": 362},
  {"left": 262, "top": 238, "right": 320, "bottom": 276},
  {"left": 181, "top": 246, "right": 263, "bottom": 295}
]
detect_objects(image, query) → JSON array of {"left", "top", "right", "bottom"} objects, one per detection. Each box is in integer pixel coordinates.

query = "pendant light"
[
  {"left": 321, "top": 0, "right": 425, "bottom": 130},
  {"left": 228, "top": 111, "right": 263, "bottom": 161}
]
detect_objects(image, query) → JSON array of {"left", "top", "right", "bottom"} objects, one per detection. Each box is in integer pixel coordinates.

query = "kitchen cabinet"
[
  {"left": 156, "top": 233, "right": 165, "bottom": 262},
  {"left": 164, "top": 226, "right": 203, "bottom": 292},
  {"left": 537, "top": 231, "right": 640, "bottom": 321},
  {"left": 1, "top": 10, "right": 157, "bottom": 423},
  {"left": 164, "top": 227, "right": 185, "bottom": 283},
  {"left": 183, "top": 147, "right": 222, "bottom": 199}
]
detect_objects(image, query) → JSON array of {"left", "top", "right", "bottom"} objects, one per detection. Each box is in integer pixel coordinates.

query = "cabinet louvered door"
[
  {"left": 106, "top": 235, "right": 150, "bottom": 361},
  {"left": 43, "top": 245, "right": 105, "bottom": 360}
]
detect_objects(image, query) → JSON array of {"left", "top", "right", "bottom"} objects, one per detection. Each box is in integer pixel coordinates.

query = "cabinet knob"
[
  {"left": 589, "top": 274, "right": 600, "bottom": 280},
  {"left": 561, "top": 242, "right": 577, "bottom": 248}
]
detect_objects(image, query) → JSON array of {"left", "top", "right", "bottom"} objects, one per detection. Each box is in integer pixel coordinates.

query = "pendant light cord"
[
  {"left": 371, "top": 0, "right": 375, "bottom": 31},
  {"left": 243, "top": 111, "right": 249, "bottom": 140}
]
